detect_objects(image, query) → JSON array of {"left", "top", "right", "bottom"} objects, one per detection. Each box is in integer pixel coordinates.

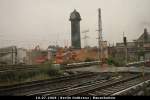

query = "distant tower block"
[{"left": 69, "top": 9, "right": 81, "bottom": 49}]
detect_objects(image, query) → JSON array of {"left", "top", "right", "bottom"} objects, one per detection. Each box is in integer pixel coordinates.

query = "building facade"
[
  {"left": 114, "top": 28, "right": 150, "bottom": 62},
  {"left": 0, "top": 46, "right": 28, "bottom": 65},
  {"left": 0, "top": 46, "right": 17, "bottom": 64}
]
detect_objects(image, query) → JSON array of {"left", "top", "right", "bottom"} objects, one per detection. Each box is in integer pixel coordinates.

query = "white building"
[
  {"left": 0, "top": 46, "right": 28, "bottom": 65},
  {"left": 17, "top": 48, "right": 27, "bottom": 64}
]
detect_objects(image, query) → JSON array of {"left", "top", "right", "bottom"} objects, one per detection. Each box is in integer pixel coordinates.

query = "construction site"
[{"left": 0, "top": 0, "right": 150, "bottom": 97}]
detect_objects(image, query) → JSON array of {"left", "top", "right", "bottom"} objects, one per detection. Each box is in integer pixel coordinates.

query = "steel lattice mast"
[
  {"left": 98, "top": 8, "right": 103, "bottom": 61},
  {"left": 82, "top": 30, "right": 89, "bottom": 48}
]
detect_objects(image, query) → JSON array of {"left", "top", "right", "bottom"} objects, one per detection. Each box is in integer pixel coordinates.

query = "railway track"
[
  {"left": 1, "top": 60, "right": 149, "bottom": 73},
  {"left": 113, "top": 78, "right": 150, "bottom": 95},
  {"left": 28, "top": 73, "right": 141, "bottom": 96},
  {"left": 126, "top": 60, "right": 150, "bottom": 67},
  {"left": 86, "top": 76, "right": 150, "bottom": 96},
  {"left": 1, "top": 60, "right": 148, "bottom": 73},
  {"left": 0, "top": 72, "right": 99, "bottom": 95},
  {"left": 1, "top": 69, "right": 147, "bottom": 96},
  {"left": 0, "top": 61, "right": 100, "bottom": 73},
  {"left": 64, "top": 61, "right": 100, "bottom": 69},
  {"left": 0, "top": 65, "right": 41, "bottom": 72}
]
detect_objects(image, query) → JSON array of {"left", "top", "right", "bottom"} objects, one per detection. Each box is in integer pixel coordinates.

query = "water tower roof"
[{"left": 70, "top": 9, "right": 81, "bottom": 21}]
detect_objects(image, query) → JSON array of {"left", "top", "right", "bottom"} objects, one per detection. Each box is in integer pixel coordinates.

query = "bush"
[
  {"left": 0, "top": 62, "right": 64, "bottom": 85},
  {"left": 0, "top": 70, "right": 40, "bottom": 82},
  {"left": 41, "top": 62, "right": 63, "bottom": 76},
  {"left": 107, "top": 58, "right": 113, "bottom": 65},
  {"left": 107, "top": 57, "right": 125, "bottom": 67}
]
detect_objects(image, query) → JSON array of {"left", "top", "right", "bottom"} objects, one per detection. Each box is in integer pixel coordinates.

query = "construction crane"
[{"left": 82, "top": 30, "right": 89, "bottom": 48}]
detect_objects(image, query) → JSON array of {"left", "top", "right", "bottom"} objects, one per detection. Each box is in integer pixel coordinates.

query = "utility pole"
[
  {"left": 123, "top": 32, "right": 129, "bottom": 72},
  {"left": 123, "top": 33, "right": 127, "bottom": 65},
  {"left": 142, "top": 33, "right": 145, "bottom": 79},
  {"left": 82, "top": 30, "right": 89, "bottom": 48},
  {"left": 97, "top": 8, "right": 103, "bottom": 62}
]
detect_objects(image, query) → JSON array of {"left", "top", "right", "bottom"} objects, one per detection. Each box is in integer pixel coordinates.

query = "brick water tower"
[{"left": 69, "top": 9, "right": 81, "bottom": 49}]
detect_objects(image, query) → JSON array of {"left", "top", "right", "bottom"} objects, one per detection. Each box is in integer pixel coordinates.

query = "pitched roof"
[{"left": 137, "top": 28, "right": 150, "bottom": 43}]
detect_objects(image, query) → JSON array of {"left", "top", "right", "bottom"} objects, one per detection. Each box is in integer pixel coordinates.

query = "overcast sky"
[{"left": 0, "top": 0, "right": 150, "bottom": 49}]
